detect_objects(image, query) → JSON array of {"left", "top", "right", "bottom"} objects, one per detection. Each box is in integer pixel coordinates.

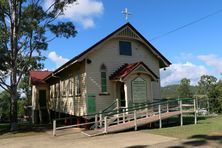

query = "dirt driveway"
[{"left": 0, "top": 129, "right": 177, "bottom": 148}]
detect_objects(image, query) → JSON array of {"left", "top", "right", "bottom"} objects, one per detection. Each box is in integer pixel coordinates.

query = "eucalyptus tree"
[
  {"left": 197, "top": 75, "right": 217, "bottom": 98},
  {"left": 0, "top": 0, "right": 77, "bottom": 130},
  {"left": 177, "top": 78, "right": 193, "bottom": 98}
]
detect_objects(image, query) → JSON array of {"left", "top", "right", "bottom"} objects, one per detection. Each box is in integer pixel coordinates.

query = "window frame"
[
  {"left": 75, "top": 72, "right": 81, "bottom": 96},
  {"left": 119, "top": 41, "right": 132, "bottom": 56},
  {"left": 100, "top": 64, "right": 109, "bottom": 95},
  {"left": 101, "top": 71, "right": 107, "bottom": 93}
]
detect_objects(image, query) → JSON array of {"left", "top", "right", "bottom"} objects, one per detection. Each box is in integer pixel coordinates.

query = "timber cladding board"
[{"left": 85, "top": 38, "right": 160, "bottom": 111}]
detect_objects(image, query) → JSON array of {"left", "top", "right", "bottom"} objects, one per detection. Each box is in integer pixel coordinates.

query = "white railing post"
[
  {"left": 53, "top": 120, "right": 56, "bottom": 136},
  {"left": 158, "top": 105, "right": 162, "bottom": 128},
  {"left": 116, "top": 99, "right": 120, "bottom": 124},
  {"left": 134, "top": 110, "right": 137, "bottom": 131},
  {"left": 167, "top": 101, "right": 169, "bottom": 112},
  {"left": 194, "top": 99, "right": 197, "bottom": 124},
  {"left": 104, "top": 116, "right": 107, "bottom": 133},
  {"left": 123, "top": 108, "right": 125, "bottom": 123},
  {"left": 95, "top": 114, "right": 98, "bottom": 129},
  {"left": 99, "top": 113, "right": 102, "bottom": 127},
  {"left": 180, "top": 100, "right": 183, "bottom": 126}
]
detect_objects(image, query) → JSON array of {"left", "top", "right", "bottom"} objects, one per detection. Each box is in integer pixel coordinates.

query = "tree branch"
[
  {"left": 0, "top": 77, "right": 10, "bottom": 90},
  {"left": 0, "top": 83, "right": 11, "bottom": 94}
]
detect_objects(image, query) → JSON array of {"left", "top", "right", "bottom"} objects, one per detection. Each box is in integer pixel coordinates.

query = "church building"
[{"left": 30, "top": 23, "right": 171, "bottom": 123}]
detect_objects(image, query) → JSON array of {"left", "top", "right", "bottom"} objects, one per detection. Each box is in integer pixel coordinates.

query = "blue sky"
[{"left": 43, "top": 0, "right": 222, "bottom": 86}]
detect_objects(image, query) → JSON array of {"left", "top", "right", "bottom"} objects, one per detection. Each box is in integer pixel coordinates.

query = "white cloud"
[
  {"left": 44, "top": 0, "right": 104, "bottom": 29},
  {"left": 160, "top": 62, "right": 208, "bottom": 86},
  {"left": 48, "top": 51, "right": 69, "bottom": 68},
  {"left": 198, "top": 54, "right": 222, "bottom": 74}
]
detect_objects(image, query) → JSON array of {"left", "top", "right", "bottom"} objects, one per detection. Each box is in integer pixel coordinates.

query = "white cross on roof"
[{"left": 122, "top": 8, "right": 132, "bottom": 22}]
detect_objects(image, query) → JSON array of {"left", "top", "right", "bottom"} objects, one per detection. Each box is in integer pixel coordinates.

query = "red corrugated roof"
[
  {"left": 30, "top": 71, "right": 52, "bottom": 85},
  {"left": 109, "top": 62, "right": 158, "bottom": 80}
]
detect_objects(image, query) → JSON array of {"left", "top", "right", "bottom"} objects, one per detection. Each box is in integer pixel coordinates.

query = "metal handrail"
[
  {"left": 52, "top": 98, "right": 196, "bottom": 136},
  {"left": 101, "top": 99, "right": 118, "bottom": 113},
  {"left": 103, "top": 98, "right": 194, "bottom": 117}
]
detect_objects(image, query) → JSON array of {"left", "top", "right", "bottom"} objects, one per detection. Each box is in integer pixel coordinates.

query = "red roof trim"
[
  {"left": 30, "top": 71, "right": 52, "bottom": 85},
  {"left": 109, "top": 62, "right": 158, "bottom": 80}
]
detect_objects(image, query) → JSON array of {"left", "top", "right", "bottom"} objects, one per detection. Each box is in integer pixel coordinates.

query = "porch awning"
[{"left": 109, "top": 62, "right": 159, "bottom": 81}]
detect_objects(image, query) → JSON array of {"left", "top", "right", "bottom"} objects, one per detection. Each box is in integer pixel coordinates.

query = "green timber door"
[{"left": 87, "top": 94, "right": 96, "bottom": 113}]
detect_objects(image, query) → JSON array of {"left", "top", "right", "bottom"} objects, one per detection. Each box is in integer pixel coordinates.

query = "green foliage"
[
  {"left": 161, "top": 85, "right": 197, "bottom": 99},
  {"left": 161, "top": 84, "right": 180, "bottom": 99},
  {"left": 0, "top": 0, "right": 77, "bottom": 129},
  {"left": 211, "top": 80, "right": 222, "bottom": 113},
  {"left": 0, "top": 91, "right": 27, "bottom": 120},
  {"left": 0, "top": 91, "right": 10, "bottom": 120},
  {"left": 161, "top": 75, "right": 222, "bottom": 113},
  {"left": 177, "top": 78, "right": 193, "bottom": 98},
  {"left": 17, "top": 99, "right": 27, "bottom": 118},
  {"left": 197, "top": 75, "right": 217, "bottom": 98}
]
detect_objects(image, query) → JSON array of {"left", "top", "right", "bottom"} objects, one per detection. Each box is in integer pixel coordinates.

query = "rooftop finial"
[{"left": 122, "top": 8, "right": 132, "bottom": 22}]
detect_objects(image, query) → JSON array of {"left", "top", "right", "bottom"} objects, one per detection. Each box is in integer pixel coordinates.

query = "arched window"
[{"left": 100, "top": 64, "right": 107, "bottom": 93}]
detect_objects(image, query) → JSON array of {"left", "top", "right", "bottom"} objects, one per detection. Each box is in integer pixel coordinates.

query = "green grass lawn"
[{"left": 143, "top": 115, "right": 222, "bottom": 139}]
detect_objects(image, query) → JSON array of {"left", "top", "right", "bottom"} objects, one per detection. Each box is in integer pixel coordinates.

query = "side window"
[
  {"left": 54, "top": 84, "right": 56, "bottom": 98},
  {"left": 75, "top": 72, "right": 81, "bottom": 95},
  {"left": 69, "top": 77, "right": 74, "bottom": 95},
  {"left": 62, "top": 80, "right": 66, "bottom": 96},
  {"left": 119, "top": 41, "right": 132, "bottom": 56},
  {"left": 50, "top": 85, "right": 53, "bottom": 98},
  {"left": 100, "top": 64, "right": 107, "bottom": 93},
  {"left": 56, "top": 83, "right": 60, "bottom": 98}
]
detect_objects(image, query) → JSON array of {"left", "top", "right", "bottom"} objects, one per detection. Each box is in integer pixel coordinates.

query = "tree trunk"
[
  {"left": 10, "top": 85, "right": 18, "bottom": 131},
  {"left": 9, "top": 0, "right": 19, "bottom": 131}
]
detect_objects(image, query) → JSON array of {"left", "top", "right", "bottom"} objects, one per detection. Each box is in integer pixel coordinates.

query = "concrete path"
[{"left": 0, "top": 129, "right": 177, "bottom": 148}]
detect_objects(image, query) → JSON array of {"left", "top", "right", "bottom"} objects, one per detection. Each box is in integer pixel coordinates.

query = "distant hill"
[
  {"left": 161, "top": 84, "right": 197, "bottom": 99},
  {"left": 161, "top": 84, "right": 180, "bottom": 99}
]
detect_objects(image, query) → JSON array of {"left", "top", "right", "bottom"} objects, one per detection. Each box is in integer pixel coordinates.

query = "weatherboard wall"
[
  {"left": 48, "top": 61, "right": 87, "bottom": 116},
  {"left": 85, "top": 38, "right": 161, "bottom": 112}
]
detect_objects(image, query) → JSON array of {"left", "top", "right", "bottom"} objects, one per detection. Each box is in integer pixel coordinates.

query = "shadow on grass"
[
  {"left": 167, "top": 134, "right": 222, "bottom": 147},
  {"left": 182, "top": 139, "right": 208, "bottom": 146},
  {"left": 189, "top": 134, "right": 222, "bottom": 141}
]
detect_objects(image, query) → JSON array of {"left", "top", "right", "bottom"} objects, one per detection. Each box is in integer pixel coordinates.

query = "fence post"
[
  {"left": 53, "top": 120, "right": 56, "bottom": 136},
  {"left": 180, "top": 100, "right": 183, "bottom": 126},
  {"left": 134, "top": 110, "right": 137, "bottom": 131},
  {"left": 99, "top": 113, "right": 102, "bottom": 127},
  {"left": 158, "top": 105, "right": 162, "bottom": 128},
  {"left": 116, "top": 98, "right": 120, "bottom": 124},
  {"left": 123, "top": 108, "right": 125, "bottom": 123},
  {"left": 167, "top": 101, "right": 169, "bottom": 112},
  {"left": 194, "top": 99, "right": 197, "bottom": 124},
  {"left": 95, "top": 114, "right": 98, "bottom": 129},
  {"left": 104, "top": 116, "right": 107, "bottom": 133}
]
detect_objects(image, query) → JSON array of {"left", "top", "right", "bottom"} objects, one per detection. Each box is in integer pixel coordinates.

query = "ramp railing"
[{"left": 52, "top": 98, "right": 197, "bottom": 136}]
